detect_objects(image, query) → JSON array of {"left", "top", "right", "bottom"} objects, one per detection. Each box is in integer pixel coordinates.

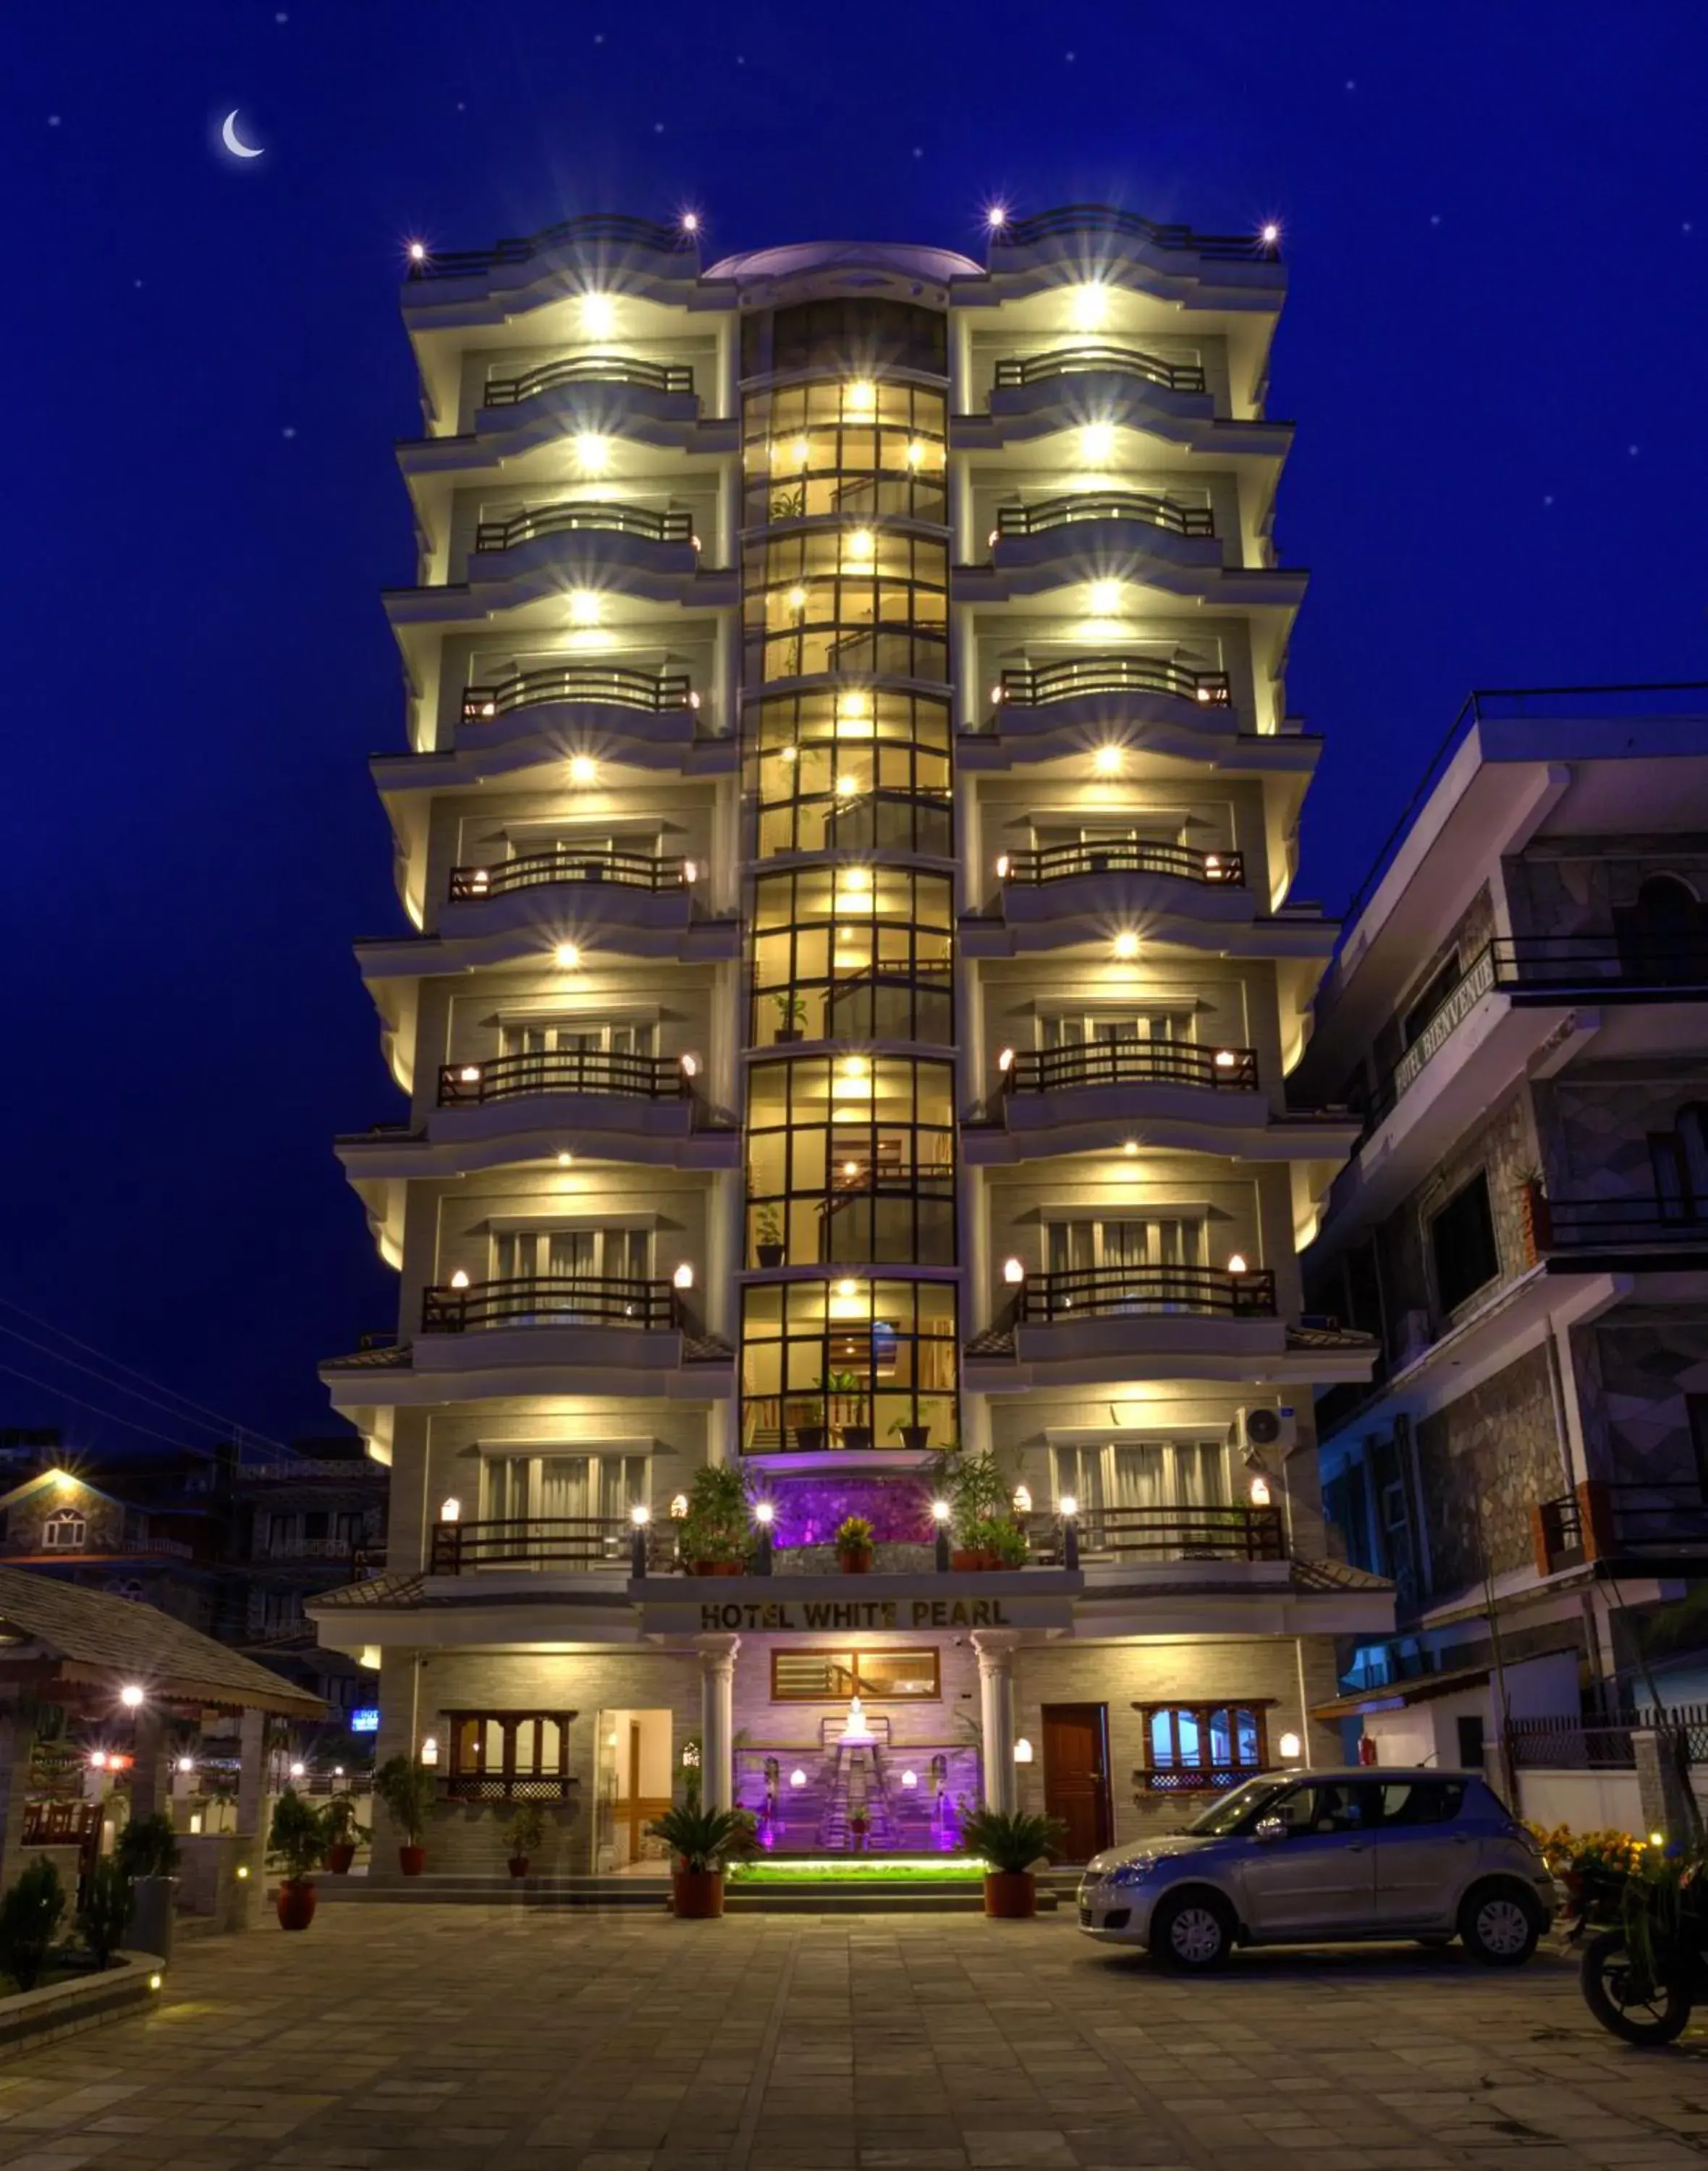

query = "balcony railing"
[
  {"left": 994, "top": 657, "right": 1231, "bottom": 712},
  {"left": 261, "top": 1538, "right": 355, "bottom": 1561},
  {"left": 1003, "top": 1043, "right": 1259, "bottom": 1094},
  {"left": 420, "top": 1275, "right": 680, "bottom": 1333},
  {"left": 992, "top": 492, "right": 1214, "bottom": 543},
  {"left": 1070, "top": 1503, "right": 1285, "bottom": 1562},
  {"left": 449, "top": 850, "right": 690, "bottom": 900},
  {"left": 482, "top": 355, "right": 695, "bottom": 406},
  {"left": 407, "top": 213, "right": 694, "bottom": 283},
  {"left": 993, "top": 344, "right": 1209, "bottom": 395},
  {"left": 1492, "top": 934, "right": 1708, "bottom": 997},
  {"left": 463, "top": 666, "right": 696, "bottom": 721},
  {"left": 439, "top": 1051, "right": 692, "bottom": 1106},
  {"left": 473, "top": 502, "right": 696, "bottom": 554},
  {"left": 992, "top": 205, "right": 1281, "bottom": 263},
  {"left": 999, "top": 841, "right": 1243, "bottom": 887},
  {"left": 1536, "top": 1195, "right": 1708, "bottom": 1250},
  {"left": 431, "top": 1515, "right": 649, "bottom": 1573},
  {"left": 1538, "top": 1479, "right": 1708, "bottom": 1571},
  {"left": 1017, "top": 1264, "right": 1277, "bottom": 1323}
]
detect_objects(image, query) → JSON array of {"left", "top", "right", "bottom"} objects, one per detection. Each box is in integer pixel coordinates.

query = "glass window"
[
  {"left": 748, "top": 688, "right": 952, "bottom": 860},
  {"left": 1428, "top": 1172, "right": 1500, "bottom": 1313},
  {"left": 1377, "top": 1779, "right": 1466, "bottom": 1827},
  {"left": 741, "top": 528, "right": 947, "bottom": 686},
  {"left": 1141, "top": 1704, "right": 1270, "bottom": 1790},
  {"left": 770, "top": 1648, "right": 942, "bottom": 1701},
  {"left": 740, "top": 1276, "right": 957, "bottom": 1455},
  {"left": 444, "top": 1709, "right": 574, "bottom": 1798},
  {"left": 1271, "top": 1781, "right": 1374, "bottom": 1835},
  {"left": 751, "top": 865, "right": 953, "bottom": 1046},
  {"left": 743, "top": 376, "right": 947, "bottom": 529}
]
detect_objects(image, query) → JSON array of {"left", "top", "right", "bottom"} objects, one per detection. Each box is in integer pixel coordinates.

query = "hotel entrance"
[
  {"left": 593, "top": 1708, "right": 675, "bottom": 1872},
  {"left": 1041, "top": 1703, "right": 1112, "bottom": 1861}
]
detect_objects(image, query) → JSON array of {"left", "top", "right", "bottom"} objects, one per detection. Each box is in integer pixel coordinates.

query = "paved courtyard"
[{"left": 4, "top": 1907, "right": 1708, "bottom": 2171}]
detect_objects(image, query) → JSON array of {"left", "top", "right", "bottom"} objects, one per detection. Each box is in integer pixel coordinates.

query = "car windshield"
[{"left": 1183, "top": 1777, "right": 1290, "bottom": 1837}]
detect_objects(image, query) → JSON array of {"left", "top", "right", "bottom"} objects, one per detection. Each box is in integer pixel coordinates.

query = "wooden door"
[{"left": 1042, "top": 1703, "right": 1112, "bottom": 1861}]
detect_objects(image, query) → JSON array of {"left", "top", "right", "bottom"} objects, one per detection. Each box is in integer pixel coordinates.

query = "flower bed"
[
  {"left": 730, "top": 1857, "right": 985, "bottom": 1884},
  {"left": 0, "top": 1952, "right": 161, "bottom": 2060}
]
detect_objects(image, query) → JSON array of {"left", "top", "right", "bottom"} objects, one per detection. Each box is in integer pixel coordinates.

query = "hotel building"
[{"left": 310, "top": 204, "right": 1389, "bottom": 1874}]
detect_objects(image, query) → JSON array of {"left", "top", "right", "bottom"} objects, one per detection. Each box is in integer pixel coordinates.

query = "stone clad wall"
[
  {"left": 1505, "top": 841, "right": 1708, "bottom": 940},
  {"left": 1413, "top": 1343, "right": 1563, "bottom": 1594},
  {"left": 1579, "top": 1319, "right": 1708, "bottom": 1489}
]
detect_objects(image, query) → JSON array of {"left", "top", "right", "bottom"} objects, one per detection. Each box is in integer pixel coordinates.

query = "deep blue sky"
[{"left": 4, "top": 1, "right": 1704, "bottom": 1449}]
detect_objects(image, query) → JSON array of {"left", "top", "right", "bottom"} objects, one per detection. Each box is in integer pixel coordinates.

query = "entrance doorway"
[
  {"left": 594, "top": 1709, "right": 674, "bottom": 1873},
  {"left": 1041, "top": 1703, "right": 1112, "bottom": 1861}
]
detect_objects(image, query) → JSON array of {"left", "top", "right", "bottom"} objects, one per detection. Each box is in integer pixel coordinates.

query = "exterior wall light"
[
  {"left": 790, "top": 1767, "right": 807, "bottom": 1787},
  {"left": 567, "top": 591, "right": 601, "bottom": 627},
  {"left": 905, "top": 440, "right": 925, "bottom": 468},
  {"left": 1002, "top": 1256, "right": 1026, "bottom": 1285},
  {"left": 574, "top": 432, "right": 610, "bottom": 475},
  {"left": 149, "top": 1972, "right": 163, "bottom": 1992},
  {"left": 997, "top": 1046, "right": 1015, "bottom": 1072},
  {"left": 1094, "top": 744, "right": 1123, "bottom": 775},
  {"left": 846, "top": 527, "right": 875, "bottom": 560},
  {"left": 554, "top": 942, "right": 581, "bottom": 968},
  {"left": 1227, "top": 1254, "right": 1248, "bottom": 1274},
  {"left": 1277, "top": 1730, "right": 1301, "bottom": 1760},
  {"left": 630, "top": 1502, "right": 651, "bottom": 1527},
  {"left": 680, "top": 1053, "right": 699, "bottom": 1078},
  {"left": 672, "top": 1263, "right": 696, "bottom": 1290},
  {"left": 557, "top": 1151, "right": 574, "bottom": 1167},
  {"left": 236, "top": 1864, "right": 250, "bottom": 1879},
  {"left": 289, "top": 1761, "right": 306, "bottom": 1779},
  {"left": 581, "top": 292, "right": 617, "bottom": 336},
  {"left": 1060, "top": 1495, "right": 1079, "bottom": 1519},
  {"left": 569, "top": 755, "right": 598, "bottom": 784},
  {"left": 836, "top": 1277, "right": 858, "bottom": 1298},
  {"left": 90, "top": 1751, "right": 107, "bottom": 1769},
  {"left": 1214, "top": 1048, "right": 1237, "bottom": 1068},
  {"left": 995, "top": 854, "right": 1011, "bottom": 879},
  {"left": 901, "top": 1768, "right": 918, "bottom": 1788},
  {"left": 681, "top": 212, "right": 700, "bottom": 235},
  {"left": 1123, "top": 1141, "right": 1138, "bottom": 1157},
  {"left": 1012, "top": 1485, "right": 1033, "bottom": 1514},
  {"left": 407, "top": 240, "right": 427, "bottom": 263},
  {"left": 177, "top": 1757, "right": 195, "bottom": 1774},
  {"left": 1112, "top": 933, "right": 1139, "bottom": 960},
  {"left": 1088, "top": 579, "right": 1122, "bottom": 613},
  {"left": 420, "top": 1735, "right": 439, "bottom": 1766},
  {"left": 119, "top": 1685, "right": 145, "bottom": 1710},
  {"left": 458, "top": 1065, "right": 480, "bottom": 1083},
  {"left": 449, "top": 1269, "right": 470, "bottom": 1290},
  {"left": 669, "top": 1494, "right": 689, "bottom": 1519},
  {"left": 439, "top": 1497, "right": 461, "bottom": 1523},
  {"left": 986, "top": 203, "right": 1008, "bottom": 230},
  {"left": 1013, "top": 1738, "right": 1034, "bottom": 1763},
  {"left": 1260, "top": 222, "right": 1280, "bottom": 246},
  {"left": 1081, "top": 422, "right": 1116, "bottom": 463},
  {"left": 845, "top": 381, "right": 876, "bottom": 414},
  {"left": 1249, "top": 1476, "right": 1272, "bottom": 1507},
  {"left": 931, "top": 1499, "right": 952, "bottom": 1524}
]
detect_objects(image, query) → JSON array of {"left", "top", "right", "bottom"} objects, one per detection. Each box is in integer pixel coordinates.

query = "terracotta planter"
[
  {"left": 398, "top": 1844, "right": 427, "bottom": 1876},
  {"left": 326, "top": 1842, "right": 356, "bottom": 1876},
  {"left": 672, "top": 1868, "right": 724, "bottom": 1918},
  {"left": 693, "top": 1560, "right": 745, "bottom": 1578},
  {"left": 983, "top": 1871, "right": 1036, "bottom": 1919},
  {"left": 794, "top": 1426, "right": 829, "bottom": 1454},
  {"left": 951, "top": 1549, "right": 1002, "bottom": 1573},
  {"left": 842, "top": 1426, "right": 874, "bottom": 1452},
  {"left": 507, "top": 1855, "right": 530, "bottom": 1879},
  {"left": 837, "top": 1546, "right": 874, "bottom": 1575},
  {"left": 276, "top": 1879, "right": 318, "bottom": 1931},
  {"left": 756, "top": 1243, "right": 785, "bottom": 1269}
]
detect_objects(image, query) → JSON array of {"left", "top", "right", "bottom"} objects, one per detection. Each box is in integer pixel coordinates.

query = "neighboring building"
[
  {"left": 1295, "top": 685, "right": 1708, "bottom": 1768},
  {"left": 310, "top": 203, "right": 1389, "bottom": 1876},
  {"left": 0, "top": 1455, "right": 227, "bottom": 1630}
]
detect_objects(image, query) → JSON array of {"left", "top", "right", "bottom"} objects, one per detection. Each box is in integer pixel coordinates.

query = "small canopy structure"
[{"left": 0, "top": 1565, "right": 324, "bottom": 1722}]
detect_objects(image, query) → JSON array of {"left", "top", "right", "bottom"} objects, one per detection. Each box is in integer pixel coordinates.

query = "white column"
[
  {"left": 697, "top": 1635, "right": 740, "bottom": 1812},
  {"left": 973, "top": 1630, "right": 1022, "bottom": 1814}
]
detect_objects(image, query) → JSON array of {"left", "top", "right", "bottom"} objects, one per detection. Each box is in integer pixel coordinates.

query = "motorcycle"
[{"left": 1577, "top": 1861, "right": 1708, "bottom": 2047}]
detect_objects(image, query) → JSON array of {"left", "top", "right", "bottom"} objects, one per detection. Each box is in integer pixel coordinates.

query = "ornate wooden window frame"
[
  {"left": 1133, "top": 1699, "right": 1274, "bottom": 1793},
  {"left": 444, "top": 1707, "right": 578, "bottom": 1800}
]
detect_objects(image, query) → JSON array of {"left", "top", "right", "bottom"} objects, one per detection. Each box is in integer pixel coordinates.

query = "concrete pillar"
[
  {"left": 696, "top": 1635, "right": 740, "bottom": 1812},
  {"left": 973, "top": 1630, "right": 1022, "bottom": 1814},
  {"left": 128, "top": 1709, "right": 167, "bottom": 1822},
  {"left": 0, "top": 1705, "right": 33, "bottom": 1894},
  {"left": 1634, "top": 1727, "right": 1697, "bottom": 1846},
  {"left": 229, "top": 1708, "right": 269, "bottom": 1929}
]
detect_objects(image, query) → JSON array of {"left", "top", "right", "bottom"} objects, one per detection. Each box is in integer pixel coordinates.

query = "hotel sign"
[{"left": 636, "top": 1587, "right": 1079, "bottom": 1635}]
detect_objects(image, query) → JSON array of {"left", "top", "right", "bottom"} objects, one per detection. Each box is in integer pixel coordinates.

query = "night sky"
[{"left": 7, "top": 1, "right": 1705, "bottom": 1452}]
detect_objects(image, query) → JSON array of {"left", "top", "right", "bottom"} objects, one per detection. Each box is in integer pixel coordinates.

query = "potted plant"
[
  {"left": 753, "top": 1204, "right": 786, "bottom": 1271},
  {"left": 373, "top": 1753, "right": 437, "bottom": 1876},
  {"left": 792, "top": 1395, "right": 829, "bottom": 1455},
  {"left": 847, "top": 1804, "right": 870, "bottom": 1852},
  {"left": 892, "top": 1414, "right": 932, "bottom": 1455},
  {"left": 826, "top": 1370, "right": 871, "bottom": 1450},
  {"left": 834, "top": 1515, "right": 876, "bottom": 1574},
  {"left": 268, "top": 1787, "right": 327, "bottom": 1931},
  {"left": 940, "top": 1450, "right": 1027, "bottom": 1570},
  {"left": 116, "top": 1810, "right": 181, "bottom": 1962},
  {"left": 321, "top": 1792, "right": 364, "bottom": 1875},
  {"left": 771, "top": 992, "right": 808, "bottom": 1045},
  {"left": 0, "top": 1857, "right": 64, "bottom": 1991},
  {"left": 505, "top": 1800, "right": 546, "bottom": 1879},
  {"left": 960, "top": 1808, "right": 1068, "bottom": 1919},
  {"left": 644, "top": 1789, "right": 758, "bottom": 1918},
  {"left": 680, "top": 1463, "right": 752, "bottom": 1576}
]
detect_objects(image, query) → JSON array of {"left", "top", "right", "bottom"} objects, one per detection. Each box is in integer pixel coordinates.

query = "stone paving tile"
[{"left": 9, "top": 1910, "right": 1708, "bottom": 2169}]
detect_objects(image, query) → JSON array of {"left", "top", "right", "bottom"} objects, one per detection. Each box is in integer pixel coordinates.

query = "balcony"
[
  {"left": 1017, "top": 1263, "right": 1277, "bottom": 1324},
  {"left": 1054, "top": 1503, "right": 1285, "bottom": 1565},
  {"left": 449, "top": 849, "right": 691, "bottom": 902},
  {"left": 463, "top": 664, "right": 696, "bottom": 724},
  {"left": 989, "top": 204, "right": 1282, "bottom": 270},
  {"left": 992, "top": 656, "right": 1230, "bottom": 724},
  {"left": 403, "top": 1274, "right": 732, "bottom": 1399},
  {"left": 982, "top": 839, "right": 1250, "bottom": 955},
  {"left": 1532, "top": 1192, "right": 1708, "bottom": 1267},
  {"left": 436, "top": 848, "right": 705, "bottom": 962},
  {"left": 422, "top": 1275, "right": 680, "bottom": 1334},
  {"left": 431, "top": 1515, "right": 648, "bottom": 1575},
  {"left": 402, "top": 213, "right": 699, "bottom": 322},
  {"left": 1534, "top": 1479, "right": 1708, "bottom": 1576},
  {"left": 1005, "top": 1042, "right": 1256, "bottom": 1095},
  {"left": 993, "top": 492, "right": 1213, "bottom": 547},
  {"left": 429, "top": 1049, "right": 727, "bottom": 1167},
  {"left": 473, "top": 501, "right": 697, "bottom": 556},
  {"left": 1494, "top": 934, "right": 1708, "bottom": 1004},
  {"left": 481, "top": 355, "right": 695, "bottom": 407},
  {"left": 1000, "top": 839, "right": 1242, "bottom": 889},
  {"left": 994, "top": 344, "right": 1207, "bottom": 397},
  {"left": 439, "top": 1050, "right": 691, "bottom": 1106}
]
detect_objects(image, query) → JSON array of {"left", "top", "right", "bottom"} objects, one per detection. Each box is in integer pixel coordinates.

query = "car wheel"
[
  {"left": 1458, "top": 1882, "right": 1542, "bottom": 1966},
  {"left": 1150, "top": 1890, "right": 1235, "bottom": 1971}
]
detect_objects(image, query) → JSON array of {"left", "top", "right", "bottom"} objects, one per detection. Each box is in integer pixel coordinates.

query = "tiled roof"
[
  {"left": 1288, "top": 1554, "right": 1395, "bottom": 1593},
  {"left": 0, "top": 1565, "right": 324, "bottom": 1717},
  {"left": 311, "top": 1570, "right": 426, "bottom": 1610},
  {"left": 1285, "top": 1323, "right": 1379, "bottom": 1352},
  {"left": 321, "top": 1342, "right": 414, "bottom": 1371},
  {"left": 681, "top": 1329, "right": 735, "bottom": 1363}
]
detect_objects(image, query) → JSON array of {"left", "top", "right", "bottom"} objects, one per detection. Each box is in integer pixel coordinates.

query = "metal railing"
[
  {"left": 993, "top": 343, "right": 1208, "bottom": 395},
  {"left": 474, "top": 501, "right": 696, "bottom": 554},
  {"left": 999, "top": 841, "right": 1243, "bottom": 886},
  {"left": 992, "top": 205, "right": 1281, "bottom": 263},
  {"left": 420, "top": 1276, "right": 680, "bottom": 1333},
  {"left": 994, "top": 491, "right": 1214, "bottom": 542},
  {"left": 1508, "top": 1717, "right": 1641, "bottom": 1770},
  {"left": 1540, "top": 1195, "right": 1708, "bottom": 1249},
  {"left": 431, "top": 1515, "right": 652, "bottom": 1573},
  {"left": 994, "top": 657, "right": 1230, "bottom": 711},
  {"left": 1016, "top": 1264, "right": 1277, "bottom": 1322},
  {"left": 439, "top": 1051, "right": 690, "bottom": 1106},
  {"left": 462, "top": 666, "right": 695, "bottom": 720},
  {"left": 1492, "top": 934, "right": 1708, "bottom": 996},
  {"left": 407, "top": 213, "right": 693, "bottom": 283},
  {"left": 449, "top": 850, "right": 689, "bottom": 900},
  {"left": 1074, "top": 1503, "right": 1285, "bottom": 1562},
  {"left": 482, "top": 355, "right": 694, "bottom": 406},
  {"left": 1004, "top": 1043, "right": 1258, "bottom": 1094}
]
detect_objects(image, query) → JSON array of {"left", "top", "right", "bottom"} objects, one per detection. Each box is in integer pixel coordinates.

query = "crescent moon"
[{"left": 221, "top": 109, "right": 264, "bottom": 159}]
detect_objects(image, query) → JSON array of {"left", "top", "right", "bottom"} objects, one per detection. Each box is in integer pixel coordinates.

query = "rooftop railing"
[
  {"left": 462, "top": 665, "right": 696, "bottom": 721},
  {"left": 1002, "top": 1042, "right": 1258, "bottom": 1095},
  {"left": 473, "top": 501, "right": 696, "bottom": 554},
  {"left": 1537, "top": 1194, "right": 1708, "bottom": 1250},
  {"left": 993, "top": 343, "right": 1208, "bottom": 394},
  {"left": 406, "top": 213, "right": 694, "bottom": 283},
  {"left": 438, "top": 1051, "right": 693, "bottom": 1106},
  {"left": 992, "top": 491, "right": 1214, "bottom": 543},
  {"left": 482, "top": 355, "right": 695, "bottom": 406},
  {"left": 1492, "top": 934, "right": 1708, "bottom": 997},
  {"left": 1015, "top": 1263, "right": 1277, "bottom": 1324},
  {"left": 421, "top": 1275, "right": 680, "bottom": 1334},
  {"left": 991, "top": 205, "right": 1281, "bottom": 263},
  {"left": 449, "top": 850, "right": 690, "bottom": 900},
  {"left": 998, "top": 840, "right": 1243, "bottom": 887},
  {"left": 993, "top": 657, "right": 1230, "bottom": 711}
]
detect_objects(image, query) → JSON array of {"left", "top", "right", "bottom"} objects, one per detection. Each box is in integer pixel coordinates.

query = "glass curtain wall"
[{"left": 737, "top": 302, "right": 959, "bottom": 1457}]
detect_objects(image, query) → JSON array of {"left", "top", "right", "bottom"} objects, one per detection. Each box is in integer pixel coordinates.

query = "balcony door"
[
  {"left": 504, "top": 1020, "right": 656, "bottom": 1093},
  {"left": 493, "top": 1227, "right": 652, "bottom": 1320},
  {"left": 1047, "top": 1219, "right": 1205, "bottom": 1308}
]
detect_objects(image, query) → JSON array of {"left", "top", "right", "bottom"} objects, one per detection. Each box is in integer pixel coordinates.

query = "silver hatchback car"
[{"left": 1078, "top": 1768, "right": 1560, "bottom": 1970}]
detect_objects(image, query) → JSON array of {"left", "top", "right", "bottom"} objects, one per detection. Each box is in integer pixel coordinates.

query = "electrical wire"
[{"left": 0, "top": 1359, "right": 228, "bottom": 1455}]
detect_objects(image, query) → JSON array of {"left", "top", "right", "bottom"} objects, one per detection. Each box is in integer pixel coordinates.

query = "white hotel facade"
[{"left": 309, "top": 204, "right": 1390, "bottom": 1874}]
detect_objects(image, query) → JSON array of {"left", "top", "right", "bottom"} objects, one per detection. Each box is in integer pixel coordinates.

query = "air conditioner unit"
[{"left": 1232, "top": 1405, "right": 1298, "bottom": 1462}]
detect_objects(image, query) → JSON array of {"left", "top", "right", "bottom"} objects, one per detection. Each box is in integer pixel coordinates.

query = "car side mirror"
[{"left": 1253, "top": 1815, "right": 1288, "bottom": 1843}]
